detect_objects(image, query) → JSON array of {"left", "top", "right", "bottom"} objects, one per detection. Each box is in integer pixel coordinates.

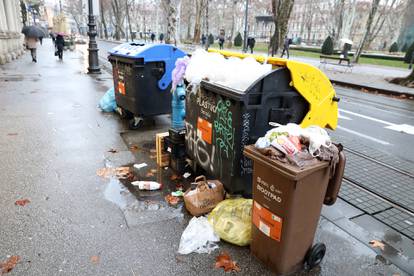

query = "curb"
[{"left": 330, "top": 79, "right": 414, "bottom": 99}]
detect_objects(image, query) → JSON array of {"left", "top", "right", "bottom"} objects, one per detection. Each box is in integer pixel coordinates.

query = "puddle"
[{"left": 104, "top": 177, "right": 184, "bottom": 227}]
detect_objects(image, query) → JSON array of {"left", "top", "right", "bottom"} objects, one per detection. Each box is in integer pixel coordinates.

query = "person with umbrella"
[
  {"left": 55, "top": 33, "right": 65, "bottom": 60},
  {"left": 21, "top": 25, "right": 46, "bottom": 63}
]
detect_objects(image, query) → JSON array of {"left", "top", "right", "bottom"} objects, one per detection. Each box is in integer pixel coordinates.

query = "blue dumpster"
[{"left": 108, "top": 43, "right": 186, "bottom": 129}]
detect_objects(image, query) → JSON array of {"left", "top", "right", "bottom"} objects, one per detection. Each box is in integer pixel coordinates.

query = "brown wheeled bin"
[{"left": 243, "top": 145, "right": 345, "bottom": 275}]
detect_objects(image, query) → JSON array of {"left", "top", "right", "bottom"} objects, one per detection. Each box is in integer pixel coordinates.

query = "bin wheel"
[
  {"left": 305, "top": 243, "right": 326, "bottom": 269},
  {"left": 117, "top": 108, "right": 133, "bottom": 120},
  {"left": 128, "top": 117, "right": 144, "bottom": 130}
]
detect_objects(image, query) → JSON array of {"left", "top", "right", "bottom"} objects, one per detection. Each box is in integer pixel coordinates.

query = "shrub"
[
  {"left": 234, "top": 32, "right": 243, "bottom": 47},
  {"left": 389, "top": 42, "right": 398, "bottom": 53},
  {"left": 321, "top": 36, "right": 334, "bottom": 55},
  {"left": 404, "top": 42, "right": 414, "bottom": 63},
  {"left": 401, "top": 43, "right": 408, "bottom": 52},
  {"left": 208, "top": 33, "right": 214, "bottom": 45}
]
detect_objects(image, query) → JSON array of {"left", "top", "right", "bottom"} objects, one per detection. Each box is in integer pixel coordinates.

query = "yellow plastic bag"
[{"left": 208, "top": 198, "right": 253, "bottom": 246}]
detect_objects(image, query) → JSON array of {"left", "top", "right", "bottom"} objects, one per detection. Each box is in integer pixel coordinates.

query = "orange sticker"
[
  {"left": 197, "top": 117, "right": 212, "bottom": 144},
  {"left": 252, "top": 201, "right": 282, "bottom": 242},
  {"left": 118, "top": 81, "right": 125, "bottom": 95}
]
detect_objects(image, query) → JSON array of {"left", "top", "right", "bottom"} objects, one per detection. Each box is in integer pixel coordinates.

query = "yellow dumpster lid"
[{"left": 243, "top": 145, "right": 329, "bottom": 181}]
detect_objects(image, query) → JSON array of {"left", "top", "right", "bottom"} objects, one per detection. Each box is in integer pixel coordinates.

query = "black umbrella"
[{"left": 21, "top": 25, "right": 47, "bottom": 38}]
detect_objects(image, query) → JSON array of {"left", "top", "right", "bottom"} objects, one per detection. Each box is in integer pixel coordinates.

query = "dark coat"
[{"left": 55, "top": 35, "right": 65, "bottom": 50}]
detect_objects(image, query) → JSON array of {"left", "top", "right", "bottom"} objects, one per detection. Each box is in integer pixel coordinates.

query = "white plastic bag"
[{"left": 178, "top": 216, "right": 220, "bottom": 254}]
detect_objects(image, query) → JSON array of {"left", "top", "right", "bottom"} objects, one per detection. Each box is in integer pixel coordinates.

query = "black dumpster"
[
  {"left": 185, "top": 68, "right": 309, "bottom": 195},
  {"left": 108, "top": 43, "right": 186, "bottom": 129}
]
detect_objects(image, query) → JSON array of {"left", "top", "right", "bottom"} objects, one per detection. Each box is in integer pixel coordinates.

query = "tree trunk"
[
  {"left": 390, "top": 68, "right": 414, "bottom": 87},
  {"left": 100, "top": 0, "right": 108, "bottom": 39},
  {"left": 335, "top": 0, "right": 345, "bottom": 46},
  {"left": 193, "top": 0, "right": 205, "bottom": 43},
  {"left": 126, "top": 0, "right": 133, "bottom": 41},
  {"left": 270, "top": 0, "right": 294, "bottom": 55},
  {"left": 227, "top": 0, "right": 237, "bottom": 47},
  {"left": 164, "top": 0, "right": 177, "bottom": 45},
  {"left": 354, "top": 0, "right": 380, "bottom": 63}
]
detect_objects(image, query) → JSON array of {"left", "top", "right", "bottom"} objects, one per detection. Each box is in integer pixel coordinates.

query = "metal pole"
[
  {"left": 242, "top": 0, "right": 249, "bottom": 53},
  {"left": 87, "top": 0, "right": 101, "bottom": 74},
  {"left": 59, "top": 0, "right": 62, "bottom": 13}
]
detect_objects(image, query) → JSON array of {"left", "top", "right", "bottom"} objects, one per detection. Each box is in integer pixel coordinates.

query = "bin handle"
[
  {"left": 324, "top": 148, "right": 346, "bottom": 205},
  {"left": 193, "top": 175, "right": 210, "bottom": 191}
]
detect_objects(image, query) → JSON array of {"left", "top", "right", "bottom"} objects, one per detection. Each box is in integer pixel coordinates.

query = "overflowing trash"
[
  {"left": 208, "top": 198, "right": 253, "bottom": 246},
  {"left": 255, "top": 123, "right": 340, "bottom": 171},
  {"left": 98, "top": 87, "right": 117, "bottom": 112},
  {"left": 183, "top": 176, "right": 225, "bottom": 216},
  {"left": 185, "top": 49, "right": 272, "bottom": 91},
  {"left": 178, "top": 216, "right": 220, "bottom": 254}
]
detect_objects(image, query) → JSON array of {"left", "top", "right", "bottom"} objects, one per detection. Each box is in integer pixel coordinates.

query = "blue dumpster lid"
[{"left": 108, "top": 43, "right": 187, "bottom": 90}]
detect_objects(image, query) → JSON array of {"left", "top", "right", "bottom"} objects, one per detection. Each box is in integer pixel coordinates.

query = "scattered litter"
[
  {"left": 165, "top": 194, "right": 181, "bottom": 206},
  {"left": 108, "top": 148, "right": 118, "bottom": 153},
  {"left": 150, "top": 169, "right": 157, "bottom": 174},
  {"left": 215, "top": 252, "right": 241, "bottom": 272},
  {"left": 149, "top": 155, "right": 157, "bottom": 159},
  {"left": 133, "top": 163, "right": 148, "bottom": 170},
  {"left": 15, "top": 199, "right": 30, "bottom": 206},
  {"left": 208, "top": 198, "right": 252, "bottom": 246},
  {"left": 0, "top": 255, "right": 20, "bottom": 274},
  {"left": 99, "top": 87, "right": 117, "bottom": 112},
  {"left": 183, "top": 172, "right": 191, "bottom": 179},
  {"left": 90, "top": 255, "right": 100, "bottom": 264},
  {"left": 171, "top": 191, "right": 184, "bottom": 197},
  {"left": 150, "top": 149, "right": 157, "bottom": 153},
  {"left": 96, "top": 167, "right": 132, "bottom": 179},
  {"left": 131, "top": 181, "right": 162, "bottom": 190},
  {"left": 145, "top": 172, "right": 154, "bottom": 177},
  {"left": 369, "top": 240, "right": 385, "bottom": 251},
  {"left": 178, "top": 216, "right": 219, "bottom": 254}
]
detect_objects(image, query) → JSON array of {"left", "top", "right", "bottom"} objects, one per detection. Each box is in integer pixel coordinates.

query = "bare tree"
[
  {"left": 100, "top": 0, "right": 110, "bottom": 39},
  {"left": 354, "top": 0, "right": 380, "bottom": 63},
  {"left": 111, "top": 0, "right": 126, "bottom": 40},
  {"left": 270, "top": 0, "right": 295, "bottom": 55},
  {"left": 162, "top": 0, "right": 177, "bottom": 44},
  {"left": 65, "top": 0, "right": 85, "bottom": 34},
  {"left": 193, "top": 0, "right": 207, "bottom": 43},
  {"left": 227, "top": 0, "right": 238, "bottom": 47}
]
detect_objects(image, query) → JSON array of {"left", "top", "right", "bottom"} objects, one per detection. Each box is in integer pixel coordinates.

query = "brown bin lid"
[{"left": 244, "top": 145, "right": 329, "bottom": 181}]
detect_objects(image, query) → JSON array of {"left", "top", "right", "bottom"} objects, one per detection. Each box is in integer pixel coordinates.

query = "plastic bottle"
[{"left": 131, "top": 181, "right": 162, "bottom": 190}]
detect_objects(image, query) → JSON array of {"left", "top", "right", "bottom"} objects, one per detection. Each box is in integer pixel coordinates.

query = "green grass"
[{"left": 208, "top": 43, "right": 409, "bottom": 69}]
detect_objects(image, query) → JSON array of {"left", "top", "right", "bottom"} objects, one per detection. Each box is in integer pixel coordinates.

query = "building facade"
[{"left": 0, "top": 0, "right": 24, "bottom": 65}]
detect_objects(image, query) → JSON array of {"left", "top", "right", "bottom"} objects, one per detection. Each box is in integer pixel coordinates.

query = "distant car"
[{"left": 75, "top": 36, "right": 87, "bottom": 44}]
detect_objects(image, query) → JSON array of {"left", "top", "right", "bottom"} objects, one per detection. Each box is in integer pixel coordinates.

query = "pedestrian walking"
[
  {"left": 201, "top": 34, "right": 206, "bottom": 46},
  {"left": 50, "top": 32, "right": 56, "bottom": 46},
  {"left": 218, "top": 34, "right": 225, "bottom": 50},
  {"left": 150, "top": 33, "right": 155, "bottom": 43},
  {"left": 26, "top": 37, "right": 38, "bottom": 63},
  {"left": 281, "top": 36, "right": 291, "bottom": 59},
  {"left": 247, "top": 37, "right": 256, "bottom": 54},
  {"left": 55, "top": 33, "right": 65, "bottom": 60},
  {"left": 159, "top": 33, "right": 164, "bottom": 43}
]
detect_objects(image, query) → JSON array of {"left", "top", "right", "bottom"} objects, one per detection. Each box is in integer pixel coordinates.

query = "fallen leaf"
[
  {"left": 165, "top": 194, "right": 180, "bottom": 205},
  {"left": 215, "top": 252, "right": 240, "bottom": 272},
  {"left": 90, "top": 255, "right": 100, "bottom": 264},
  {"left": 170, "top": 174, "right": 181, "bottom": 181},
  {"left": 7, "top": 133, "right": 18, "bottom": 136},
  {"left": 108, "top": 148, "right": 118, "bottom": 153},
  {"left": 15, "top": 199, "right": 30, "bottom": 206},
  {"left": 130, "top": 145, "right": 139, "bottom": 152},
  {"left": 146, "top": 172, "right": 154, "bottom": 177},
  {"left": 150, "top": 149, "right": 157, "bottom": 153},
  {"left": 96, "top": 167, "right": 132, "bottom": 179},
  {"left": 150, "top": 169, "right": 157, "bottom": 174},
  {"left": 0, "top": 255, "right": 20, "bottom": 274},
  {"left": 369, "top": 240, "right": 385, "bottom": 251},
  {"left": 392, "top": 273, "right": 400, "bottom": 276}
]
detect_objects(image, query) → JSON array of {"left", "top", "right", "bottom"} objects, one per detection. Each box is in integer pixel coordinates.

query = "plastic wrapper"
[
  {"left": 208, "top": 198, "right": 253, "bottom": 246},
  {"left": 98, "top": 87, "right": 117, "bottom": 112},
  {"left": 178, "top": 216, "right": 220, "bottom": 254}
]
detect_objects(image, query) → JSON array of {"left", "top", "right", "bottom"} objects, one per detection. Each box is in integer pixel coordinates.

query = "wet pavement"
[{"left": 0, "top": 40, "right": 412, "bottom": 275}]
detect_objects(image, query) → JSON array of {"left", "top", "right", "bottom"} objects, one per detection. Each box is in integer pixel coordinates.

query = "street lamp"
[
  {"left": 87, "top": 0, "right": 100, "bottom": 74},
  {"left": 242, "top": 0, "right": 249, "bottom": 53}
]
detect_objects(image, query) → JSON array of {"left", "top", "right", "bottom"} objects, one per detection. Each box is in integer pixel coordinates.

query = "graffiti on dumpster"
[
  {"left": 240, "top": 112, "right": 253, "bottom": 175},
  {"left": 196, "top": 92, "right": 217, "bottom": 119},
  {"left": 185, "top": 122, "right": 217, "bottom": 174},
  {"left": 213, "top": 100, "right": 235, "bottom": 159}
]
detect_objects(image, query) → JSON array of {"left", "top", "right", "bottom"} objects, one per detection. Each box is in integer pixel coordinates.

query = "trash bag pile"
[
  {"left": 98, "top": 87, "right": 117, "bottom": 112},
  {"left": 255, "top": 123, "right": 340, "bottom": 172},
  {"left": 185, "top": 49, "right": 272, "bottom": 91},
  {"left": 178, "top": 175, "right": 252, "bottom": 254}
]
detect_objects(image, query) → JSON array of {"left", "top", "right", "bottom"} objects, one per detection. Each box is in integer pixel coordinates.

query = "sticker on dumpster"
[
  {"left": 252, "top": 201, "right": 282, "bottom": 242},
  {"left": 197, "top": 117, "right": 212, "bottom": 144},
  {"left": 118, "top": 81, "right": 126, "bottom": 95}
]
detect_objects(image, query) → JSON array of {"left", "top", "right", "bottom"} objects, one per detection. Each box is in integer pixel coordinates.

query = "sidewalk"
[{"left": 0, "top": 40, "right": 411, "bottom": 275}]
